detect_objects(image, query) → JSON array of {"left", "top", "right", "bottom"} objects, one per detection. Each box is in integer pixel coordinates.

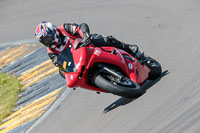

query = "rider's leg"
[
  {"left": 105, "top": 35, "right": 139, "bottom": 56},
  {"left": 90, "top": 34, "right": 106, "bottom": 47},
  {"left": 90, "top": 34, "right": 139, "bottom": 57}
]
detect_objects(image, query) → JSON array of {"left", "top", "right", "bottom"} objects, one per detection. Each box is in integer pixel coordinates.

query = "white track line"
[{"left": 26, "top": 87, "right": 72, "bottom": 133}]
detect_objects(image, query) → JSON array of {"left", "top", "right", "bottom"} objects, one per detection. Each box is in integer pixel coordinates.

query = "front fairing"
[
  {"left": 57, "top": 45, "right": 95, "bottom": 88},
  {"left": 57, "top": 44, "right": 150, "bottom": 89}
]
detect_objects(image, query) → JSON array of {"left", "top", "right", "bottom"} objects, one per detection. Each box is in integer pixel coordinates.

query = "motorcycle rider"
[{"left": 35, "top": 21, "right": 142, "bottom": 66}]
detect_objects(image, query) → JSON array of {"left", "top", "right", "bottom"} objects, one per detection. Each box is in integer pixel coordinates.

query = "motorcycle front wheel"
[{"left": 94, "top": 74, "right": 143, "bottom": 98}]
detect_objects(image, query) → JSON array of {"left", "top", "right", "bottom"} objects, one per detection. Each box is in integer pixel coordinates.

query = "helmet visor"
[
  {"left": 40, "top": 29, "right": 56, "bottom": 47},
  {"left": 42, "top": 35, "right": 55, "bottom": 46}
]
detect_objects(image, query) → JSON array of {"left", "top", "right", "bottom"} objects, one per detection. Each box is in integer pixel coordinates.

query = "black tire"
[
  {"left": 144, "top": 57, "right": 162, "bottom": 80},
  {"left": 94, "top": 74, "right": 143, "bottom": 98}
]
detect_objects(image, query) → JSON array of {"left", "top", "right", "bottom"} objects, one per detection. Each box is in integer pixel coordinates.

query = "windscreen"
[{"left": 57, "top": 46, "right": 75, "bottom": 73}]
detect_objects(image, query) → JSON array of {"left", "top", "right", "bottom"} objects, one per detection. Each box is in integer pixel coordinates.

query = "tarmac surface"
[{"left": 1, "top": 0, "right": 200, "bottom": 133}]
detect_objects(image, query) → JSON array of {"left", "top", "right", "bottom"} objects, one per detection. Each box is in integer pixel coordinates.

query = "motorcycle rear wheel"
[{"left": 94, "top": 74, "right": 142, "bottom": 98}]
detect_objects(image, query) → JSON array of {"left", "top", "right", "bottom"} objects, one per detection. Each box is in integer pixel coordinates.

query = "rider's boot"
[{"left": 135, "top": 51, "right": 144, "bottom": 60}]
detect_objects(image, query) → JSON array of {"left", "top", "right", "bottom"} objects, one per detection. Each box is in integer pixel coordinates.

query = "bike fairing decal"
[
  {"left": 116, "top": 49, "right": 125, "bottom": 64},
  {"left": 75, "top": 57, "right": 82, "bottom": 70},
  {"left": 63, "top": 61, "right": 67, "bottom": 70},
  {"left": 94, "top": 49, "right": 101, "bottom": 56},
  {"left": 128, "top": 63, "right": 133, "bottom": 70},
  {"left": 68, "top": 62, "right": 72, "bottom": 66},
  {"left": 70, "top": 74, "right": 73, "bottom": 80}
]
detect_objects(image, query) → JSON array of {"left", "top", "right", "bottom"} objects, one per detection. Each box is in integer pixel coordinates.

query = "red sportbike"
[{"left": 57, "top": 38, "right": 162, "bottom": 98}]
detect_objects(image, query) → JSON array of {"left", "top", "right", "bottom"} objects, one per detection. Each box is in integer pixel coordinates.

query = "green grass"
[{"left": 0, "top": 72, "right": 23, "bottom": 124}]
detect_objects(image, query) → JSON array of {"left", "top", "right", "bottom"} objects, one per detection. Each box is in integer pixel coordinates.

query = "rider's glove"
[{"left": 81, "top": 33, "right": 91, "bottom": 47}]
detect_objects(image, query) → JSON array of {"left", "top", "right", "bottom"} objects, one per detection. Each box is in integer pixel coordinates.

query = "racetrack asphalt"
[{"left": 1, "top": 0, "right": 200, "bottom": 133}]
